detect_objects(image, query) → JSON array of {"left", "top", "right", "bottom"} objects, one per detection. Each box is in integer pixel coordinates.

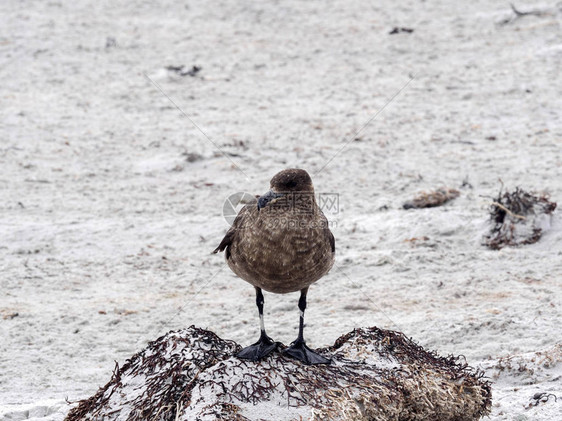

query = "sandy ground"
[{"left": 1, "top": 0, "right": 561, "bottom": 419}]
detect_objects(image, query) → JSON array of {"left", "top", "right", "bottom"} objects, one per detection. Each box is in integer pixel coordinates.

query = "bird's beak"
[{"left": 257, "top": 190, "right": 285, "bottom": 210}]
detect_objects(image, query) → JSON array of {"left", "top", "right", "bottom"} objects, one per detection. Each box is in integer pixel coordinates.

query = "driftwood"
[
  {"left": 66, "top": 326, "right": 491, "bottom": 421},
  {"left": 483, "top": 186, "right": 556, "bottom": 250}
]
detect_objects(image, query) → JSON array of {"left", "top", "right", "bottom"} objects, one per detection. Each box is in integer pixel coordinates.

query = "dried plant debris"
[
  {"left": 66, "top": 326, "right": 491, "bottom": 421},
  {"left": 389, "top": 27, "right": 414, "bottom": 34},
  {"left": 403, "top": 188, "right": 460, "bottom": 209},
  {"left": 165, "top": 65, "right": 202, "bottom": 77},
  {"left": 499, "top": 3, "right": 549, "bottom": 25},
  {"left": 526, "top": 393, "right": 558, "bottom": 409},
  {"left": 483, "top": 186, "right": 556, "bottom": 250}
]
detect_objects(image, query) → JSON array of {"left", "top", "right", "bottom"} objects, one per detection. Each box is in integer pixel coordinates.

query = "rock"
[{"left": 65, "top": 326, "right": 491, "bottom": 421}]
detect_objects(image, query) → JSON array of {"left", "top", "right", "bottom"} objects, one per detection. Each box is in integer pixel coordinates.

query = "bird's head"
[
  {"left": 270, "top": 168, "right": 314, "bottom": 193},
  {"left": 258, "top": 169, "right": 315, "bottom": 210}
]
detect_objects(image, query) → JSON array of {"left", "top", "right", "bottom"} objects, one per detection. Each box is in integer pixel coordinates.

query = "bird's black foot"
[
  {"left": 283, "top": 339, "right": 331, "bottom": 365},
  {"left": 237, "top": 334, "right": 278, "bottom": 361}
]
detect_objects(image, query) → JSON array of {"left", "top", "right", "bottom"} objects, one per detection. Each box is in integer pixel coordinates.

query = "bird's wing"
[
  {"left": 212, "top": 204, "right": 256, "bottom": 259},
  {"left": 212, "top": 229, "right": 234, "bottom": 255},
  {"left": 327, "top": 229, "right": 335, "bottom": 253}
]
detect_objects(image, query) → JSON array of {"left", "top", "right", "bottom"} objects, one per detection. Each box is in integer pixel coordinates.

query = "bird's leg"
[
  {"left": 237, "top": 287, "right": 278, "bottom": 361},
  {"left": 283, "top": 287, "right": 331, "bottom": 365}
]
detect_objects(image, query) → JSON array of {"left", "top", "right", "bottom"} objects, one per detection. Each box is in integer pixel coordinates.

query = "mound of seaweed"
[
  {"left": 483, "top": 187, "right": 556, "bottom": 250},
  {"left": 66, "top": 326, "right": 491, "bottom": 421}
]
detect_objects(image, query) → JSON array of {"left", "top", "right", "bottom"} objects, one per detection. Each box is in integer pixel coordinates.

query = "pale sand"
[{"left": 1, "top": 1, "right": 561, "bottom": 420}]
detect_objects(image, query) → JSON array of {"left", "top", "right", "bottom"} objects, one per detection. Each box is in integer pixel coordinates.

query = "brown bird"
[{"left": 213, "top": 169, "right": 335, "bottom": 365}]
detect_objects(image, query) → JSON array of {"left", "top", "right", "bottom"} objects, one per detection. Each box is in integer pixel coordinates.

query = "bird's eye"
[{"left": 286, "top": 180, "right": 297, "bottom": 188}]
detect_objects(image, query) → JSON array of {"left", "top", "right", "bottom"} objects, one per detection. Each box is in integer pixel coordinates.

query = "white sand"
[{"left": 1, "top": 0, "right": 561, "bottom": 420}]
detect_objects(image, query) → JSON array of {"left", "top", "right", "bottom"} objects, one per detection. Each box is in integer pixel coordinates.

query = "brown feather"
[{"left": 214, "top": 169, "right": 335, "bottom": 294}]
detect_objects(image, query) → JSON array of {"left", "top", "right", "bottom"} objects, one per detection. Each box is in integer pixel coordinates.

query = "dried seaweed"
[
  {"left": 483, "top": 186, "right": 556, "bottom": 250},
  {"left": 403, "top": 188, "right": 460, "bottom": 209},
  {"left": 66, "top": 326, "right": 491, "bottom": 421},
  {"left": 323, "top": 327, "right": 492, "bottom": 420},
  {"left": 66, "top": 327, "right": 240, "bottom": 421}
]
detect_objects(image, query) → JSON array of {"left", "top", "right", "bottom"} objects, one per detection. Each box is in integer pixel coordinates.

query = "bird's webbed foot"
[
  {"left": 283, "top": 339, "right": 331, "bottom": 365},
  {"left": 237, "top": 333, "right": 278, "bottom": 361}
]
